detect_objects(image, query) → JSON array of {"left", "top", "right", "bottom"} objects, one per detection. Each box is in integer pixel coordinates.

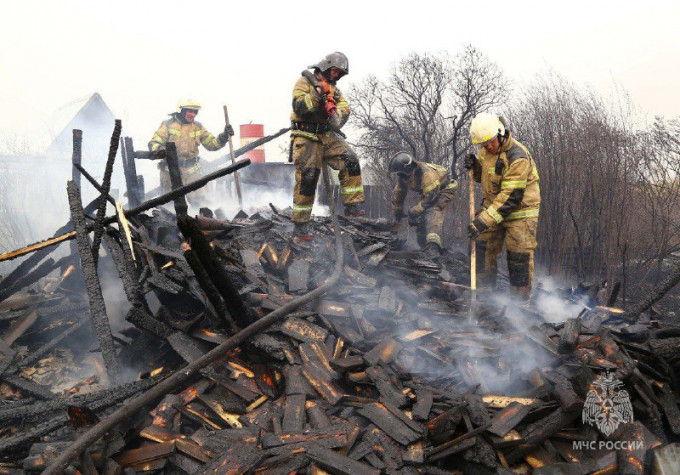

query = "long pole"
[
  {"left": 223, "top": 105, "right": 243, "bottom": 209},
  {"left": 469, "top": 168, "right": 477, "bottom": 316}
]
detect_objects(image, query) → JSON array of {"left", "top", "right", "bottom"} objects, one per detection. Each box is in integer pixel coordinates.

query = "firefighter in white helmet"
[
  {"left": 149, "top": 99, "right": 234, "bottom": 203},
  {"left": 464, "top": 112, "right": 540, "bottom": 299}
]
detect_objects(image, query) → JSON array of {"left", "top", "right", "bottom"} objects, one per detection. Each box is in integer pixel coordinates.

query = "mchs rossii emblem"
[{"left": 582, "top": 370, "right": 633, "bottom": 436}]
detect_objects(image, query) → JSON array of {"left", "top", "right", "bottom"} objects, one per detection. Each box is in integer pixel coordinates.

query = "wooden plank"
[
  {"left": 288, "top": 260, "right": 310, "bottom": 293},
  {"left": 487, "top": 402, "right": 535, "bottom": 437},
  {"left": 282, "top": 394, "right": 306, "bottom": 433},
  {"left": 365, "top": 366, "right": 408, "bottom": 407},
  {"left": 306, "top": 443, "right": 380, "bottom": 475},
  {"left": 357, "top": 403, "right": 420, "bottom": 446},
  {"left": 2, "top": 308, "right": 38, "bottom": 345},
  {"left": 114, "top": 441, "right": 176, "bottom": 467},
  {"left": 282, "top": 317, "right": 328, "bottom": 343},
  {"left": 302, "top": 365, "right": 343, "bottom": 406}
]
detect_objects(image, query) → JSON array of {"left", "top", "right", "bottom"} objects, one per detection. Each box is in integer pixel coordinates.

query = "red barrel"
[{"left": 240, "top": 124, "right": 265, "bottom": 163}]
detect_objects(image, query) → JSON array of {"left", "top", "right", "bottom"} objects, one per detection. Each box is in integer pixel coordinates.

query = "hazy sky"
[{"left": 2, "top": 0, "right": 678, "bottom": 161}]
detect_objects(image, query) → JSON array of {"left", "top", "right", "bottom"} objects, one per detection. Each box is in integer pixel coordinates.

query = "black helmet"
[
  {"left": 309, "top": 52, "right": 349, "bottom": 76},
  {"left": 389, "top": 152, "right": 416, "bottom": 177}
]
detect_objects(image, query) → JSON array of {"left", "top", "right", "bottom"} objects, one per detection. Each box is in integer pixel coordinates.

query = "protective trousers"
[
  {"left": 291, "top": 133, "right": 364, "bottom": 223},
  {"left": 475, "top": 217, "right": 538, "bottom": 298},
  {"left": 415, "top": 187, "right": 456, "bottom": 248},
  {"left": 159, "top": 162, "right": 206, "bottom": 205}
]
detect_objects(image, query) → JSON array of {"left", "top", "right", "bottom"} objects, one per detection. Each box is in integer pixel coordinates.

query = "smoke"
[{"left": 352, "top": 266, "right": 586, "bottom": 394}]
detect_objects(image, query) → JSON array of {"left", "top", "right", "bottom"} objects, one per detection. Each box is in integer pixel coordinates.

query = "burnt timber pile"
[{"left": 1, "top": 131, "right": 680, "bottom": 474}]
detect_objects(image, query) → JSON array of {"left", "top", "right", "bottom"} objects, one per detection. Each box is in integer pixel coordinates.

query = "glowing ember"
[
  {"left": 150, "top": 367, "right": 164, "bottom": 377},
  {"left": 160, "top": 260, "right": 174, "bottom": 269}
]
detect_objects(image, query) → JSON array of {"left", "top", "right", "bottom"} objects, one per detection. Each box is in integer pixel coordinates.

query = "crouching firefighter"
[
  {"left": 389, "top": 152, "right": 458, "bottom": 258},
  {"left": 289, "top": 52, "right": 366, "bottom": 242},
  {"left": 465, "top": 113, "right": 540, "bottom": 299},
  {"left": 149, "top": 99, "right": 233, "bottom": 204}
]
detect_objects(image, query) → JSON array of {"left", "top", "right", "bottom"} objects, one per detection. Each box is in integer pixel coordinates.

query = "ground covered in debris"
[{"left": 1, "top": 203, "right": 680, "bottom": 474}]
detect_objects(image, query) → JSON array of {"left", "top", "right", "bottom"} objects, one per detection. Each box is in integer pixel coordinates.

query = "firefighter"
[
  {"left": 390, "top": 152, "right": 458, "bottom": 258},
  {"left": 290, "top": 52, "right": 366, "bottom": 241},
  {"left": 149, "top": 99, "right": 233, "bottom": 203},
  {"left": 465, "top": 112, "right": 540, "bottom": 299}
]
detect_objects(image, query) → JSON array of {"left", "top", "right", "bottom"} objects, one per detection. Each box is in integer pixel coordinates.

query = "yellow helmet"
[
  {"left": 470, "top": 112, "right": 505, "bottom": 145},
  {"left": 176, "top": 98, "right": 202, "bottom": 113}
]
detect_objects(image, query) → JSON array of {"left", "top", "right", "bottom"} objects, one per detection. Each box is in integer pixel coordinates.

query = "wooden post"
[{"left": 223, "top": 106, "right": 243, "bottom": 209}]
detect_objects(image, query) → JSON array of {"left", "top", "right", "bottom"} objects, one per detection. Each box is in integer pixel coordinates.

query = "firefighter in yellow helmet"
[
  {"left": 464, "top": 113, "right": 540, "bottom": 299},
  {"left": 290, "top": 52, "right": 365, "bottom": 242},
  {"left": 389, "top": 152, "right": 458, "bottom": 259},
  {"left": 149, "top": 99, "right": 234, "bottom": 203}
]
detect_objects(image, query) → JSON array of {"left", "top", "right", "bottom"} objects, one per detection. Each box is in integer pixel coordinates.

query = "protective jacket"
[
  {"left": 290, "top": 75, "right": 350, "bottom": 141},
  {"left": 149, "top": 114, "right": 226, "bottom": 161},
  {"left": 471, "top": 133, "right": 540, "bottom": 228},
  {"left": 392, "top": 162, "right": 457, "bottom": 218}
]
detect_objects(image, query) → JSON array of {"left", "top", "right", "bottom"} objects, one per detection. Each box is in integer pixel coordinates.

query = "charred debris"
[{"left": 1, "top": 126, "right": 680, "bottom": 474}]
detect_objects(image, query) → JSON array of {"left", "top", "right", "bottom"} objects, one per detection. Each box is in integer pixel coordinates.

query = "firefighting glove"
[
  {"left": 218, "top": 125, "right": 235, "bottom": 145},
  {"left": 464, "top": 153, "right": 477, "bottom": 170},
  {"left": 467, "top": 218, "right": 487, "bottom": 240}
]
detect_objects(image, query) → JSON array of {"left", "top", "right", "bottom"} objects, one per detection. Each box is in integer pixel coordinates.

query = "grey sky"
[{"left": 2, "top": 0, "right": 678, "bottom": 161}]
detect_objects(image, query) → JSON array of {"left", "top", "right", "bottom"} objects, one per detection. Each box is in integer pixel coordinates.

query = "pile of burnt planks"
[{"left": 2, "top": 192, "right": 680, "bottom": 473}]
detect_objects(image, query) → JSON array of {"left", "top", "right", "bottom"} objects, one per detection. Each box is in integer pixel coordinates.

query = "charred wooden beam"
[
  {"left": 505, "top": 407, "right": 582, "bottom": 464},
  {"left": 487, "top": 402, "right": 535, "bottom": 438},
  {"left": 90, "top": 119, "right": 122, "bottom": 266},
  {"left": 182, "top": 247, "right": 234, "bottom": 329},
  {"left": 177, "top": 214, "right": 253, "bottom": 328},
  {"left": 73, "top": 163, "right": 117, "bottom": 208},
  {"left": 2, "top": 374, "right": 53, "bottom": 400},
  {"left": 67, "top": 180, "right": 120, "bottom": 381},
  {"left": 163, "top": 142, "right": 188, "bottom": 217},
  {"left": 122, "top": 137, "right": 143, "bottom": 207},
  {"left": 0, "top": 376, "right": 159, "bottom": 455},
  {"left": 0, "top": 376, "right": 161, "bottom": 424}
]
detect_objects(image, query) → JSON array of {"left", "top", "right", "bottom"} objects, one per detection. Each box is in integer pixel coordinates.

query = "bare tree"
[{"left": 350, "top": 46, "right": 508, "bottom": 187}]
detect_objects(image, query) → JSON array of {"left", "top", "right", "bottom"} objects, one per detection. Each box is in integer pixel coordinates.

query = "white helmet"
[
  {"left": 470, "top": 112, "right": 505, "bottom": 145},
  {"left": 176, "top": 98, "right": 202, "bottom": 114}
]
